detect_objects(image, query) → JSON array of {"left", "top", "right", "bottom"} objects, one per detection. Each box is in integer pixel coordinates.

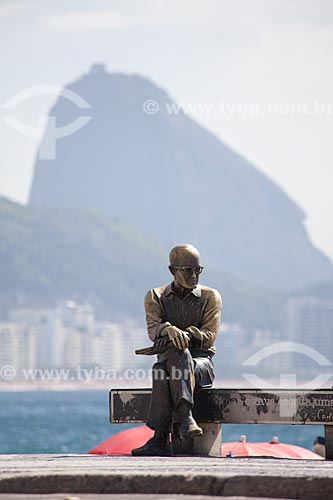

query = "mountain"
[
  {"left": 0, "top": 196, "right": 166, "bottom": 319},
  {"left": 29, "top": 64, "right": 333, "bottom": 289},
  {"left": 0, "top": 196, "right": 282, "bottom": 329}
]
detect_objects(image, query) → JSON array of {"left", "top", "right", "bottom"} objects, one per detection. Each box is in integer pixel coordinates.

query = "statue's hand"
[{"left": 164, "top": 326, "right": 190, "bottom": 351}]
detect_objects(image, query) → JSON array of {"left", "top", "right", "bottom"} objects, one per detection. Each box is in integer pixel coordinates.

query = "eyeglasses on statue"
[{"left": 171, "top": 266, "right": 204, "bottom": 276}]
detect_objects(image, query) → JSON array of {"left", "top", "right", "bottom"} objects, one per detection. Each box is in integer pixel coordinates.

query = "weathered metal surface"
[
  {"left": 110, "top": 389, "right": 151, "bottom": 423},
  {"left": 110, "top": 388, "right": 333, "bottom": 425}
]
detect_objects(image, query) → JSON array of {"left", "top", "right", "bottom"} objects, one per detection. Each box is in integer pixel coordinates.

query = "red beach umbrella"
[
  {"left": 221, "top": 435, "right": 323, "bottom": 459},
  {"left": 89, "top": 428, "right": 322, "bottom": 459},
  {"left": 88, "top": 425, "right": 154, "bottom": 455}
]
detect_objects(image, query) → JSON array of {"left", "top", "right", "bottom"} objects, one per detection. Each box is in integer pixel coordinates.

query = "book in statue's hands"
[
  {"left": 135, "top": 337, "right": 172, "bottom": 355},
  {"left": 135, "top": 346, "right": 159, "bottom": 355}
]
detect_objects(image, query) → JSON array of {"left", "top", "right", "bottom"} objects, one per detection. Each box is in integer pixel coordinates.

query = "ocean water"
[{"left": 0, "top": 390, "right": 324, "bottom": 454}]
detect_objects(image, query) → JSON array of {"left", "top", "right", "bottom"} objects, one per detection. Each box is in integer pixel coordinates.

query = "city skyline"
[{"left": 1, "top": 296, "right": 332, "bottom": 387}]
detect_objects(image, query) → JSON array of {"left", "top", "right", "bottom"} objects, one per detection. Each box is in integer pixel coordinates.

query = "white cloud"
[
  {"left": 0, "top": 2, "right": 35, "bottom": 18},
  {"left": 43, "top": 11, "right": 155, "bottom": 31}
]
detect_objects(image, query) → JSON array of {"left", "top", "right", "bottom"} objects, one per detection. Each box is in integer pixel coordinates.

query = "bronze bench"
[{"left": 109, "top": 387, "right": 333, "bottom": 459}]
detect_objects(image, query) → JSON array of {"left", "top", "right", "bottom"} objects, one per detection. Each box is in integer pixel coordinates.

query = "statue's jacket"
[{"left": 144, "top": 282, "right": 222, "bottom": 358}]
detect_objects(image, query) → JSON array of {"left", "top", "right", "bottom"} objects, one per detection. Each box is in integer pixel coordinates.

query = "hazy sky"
[{"left": 1, "top": 0, "right": 332, "bottom": 259}]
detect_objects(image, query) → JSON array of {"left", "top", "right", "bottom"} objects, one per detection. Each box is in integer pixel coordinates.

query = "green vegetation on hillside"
[{"left": 1, "top": 196, "right": 331, "bottom": 329}]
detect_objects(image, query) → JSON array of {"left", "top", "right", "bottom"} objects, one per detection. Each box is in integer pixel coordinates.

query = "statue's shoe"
[
  {"left": 131, "top": 437, "right": 172, "bottom": 456},
  {"left": 180, "top": 416, "right": 203, "bottom": 439}
]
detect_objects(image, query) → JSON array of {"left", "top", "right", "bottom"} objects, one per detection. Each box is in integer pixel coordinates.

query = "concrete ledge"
[
  {"left": 0, "top": 455, "right": 333, "bottom": 500},
  {"left": 0, "top": 496, "right": 293, "bottom": 500}
]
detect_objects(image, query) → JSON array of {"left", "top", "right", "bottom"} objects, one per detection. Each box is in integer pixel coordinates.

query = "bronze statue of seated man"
[{"left": 132, "top": 244, "right": 222, "bottom": 456}]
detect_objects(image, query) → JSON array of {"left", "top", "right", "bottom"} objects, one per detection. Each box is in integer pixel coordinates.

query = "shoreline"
[
  {"left": 0, "top": 377, "right": 249, "bottom": 392},
  {"left": 1, "top": 378, "right": 332, "bottom": 392}
]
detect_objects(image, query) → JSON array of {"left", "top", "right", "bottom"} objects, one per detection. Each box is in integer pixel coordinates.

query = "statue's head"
[{"left": 169, "top": 244, "right": 203, "bottom": 290}]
